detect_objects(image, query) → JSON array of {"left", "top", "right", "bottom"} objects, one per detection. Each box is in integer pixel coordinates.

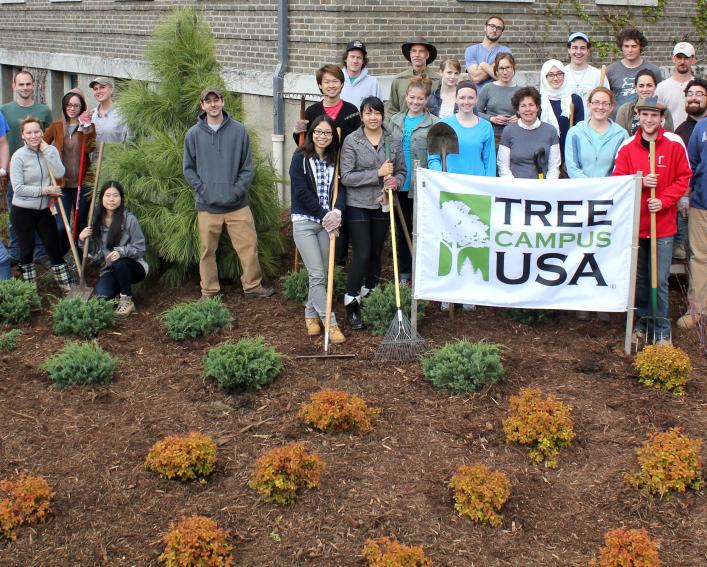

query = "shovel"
[{"left": 533, "top": 148, "right": 547, "bottom": 180}]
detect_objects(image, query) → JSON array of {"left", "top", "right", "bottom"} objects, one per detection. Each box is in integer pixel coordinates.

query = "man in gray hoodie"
[{"left": 183, "top": 87, "right": 274, "bottom": 299}]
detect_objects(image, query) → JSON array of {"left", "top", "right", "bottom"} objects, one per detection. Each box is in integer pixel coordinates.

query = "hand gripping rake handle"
[
  {"left": 323, "top": 127, "right": 343, "bottom": 354},
  {"left": 80, "top": 141, "right": 104, "bottom": 286}
]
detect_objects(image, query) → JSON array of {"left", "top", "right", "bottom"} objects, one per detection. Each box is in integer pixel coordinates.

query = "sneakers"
[
  {"left": 115, "top": 294, "right": 136, "bottom": 317},
  {"left": 305, "top": 317, "right": 321, "bottom": 336},
  {"left": 677, "top": 313, "right": 695, "bottom": 330},
  {"left": 672, "top": 244, "right": 687, "bottom": 260},
  {"left": 244, "top": 285, "right": 275, "bottom": 298},
  {"left": 328, "top": 324, "right": 346, "bottom": 344},
  {"left": 632, "top": 328, "right": 646, "bottom": 343}
]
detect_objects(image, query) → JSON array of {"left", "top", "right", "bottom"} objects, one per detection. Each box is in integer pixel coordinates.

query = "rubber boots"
[
  {"left": 19, "top": 263, "right": 37, "bottom": 289},
  {"left": 344, "top": 293, "right": 363, "bottom": 330}
]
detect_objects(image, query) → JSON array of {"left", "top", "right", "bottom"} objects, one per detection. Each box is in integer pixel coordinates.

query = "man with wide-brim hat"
[{"left": 385, "top": 36, "right": 441, "bottom": 115}]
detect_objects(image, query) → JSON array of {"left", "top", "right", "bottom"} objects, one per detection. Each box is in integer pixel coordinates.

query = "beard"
[{"left": 686, "top": 102, "right": 706, "bottom": 117}]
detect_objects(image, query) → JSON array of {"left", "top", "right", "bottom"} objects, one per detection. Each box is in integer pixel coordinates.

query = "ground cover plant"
[
  {"left": 161, "top": 297, "right": 231, "bottom": 341},
  {"left": 0, "top": 279, "right": 40, "bottom": 324},
  {"left": 41, "top": 341, "right": 117, "bottom": 388},
  {"left": 0, "top": 329, "right": 22, "bottom": 352},
  {"left": 503, "top": 387, "right": 575, "bottom": 468},
  {"left": 145, "top": 432, "right": 217, "bottom": 482},
  {"left": 421, "top": 339, "right": 503, "bottom": 392},
  {"left": 248, "top": 443, "right": 324, "bottom": 505},
  {"left": 625, "top": 428, "right": 703, "bottom": 497},
  {"left": 299, "top": 389, "right": 381, "bottom": 433},
  {"left": 449, "top": 463, "right": 510, "bottom": 527},
  {"left": 52, "top": 297, "right": 115, "bottom": 338},
  {"left": 362, "top": 537, "right": 432, "bottom": 567},
  {"left": 588, "top": 528, "right": 660, "bottom": 567},
  {"left": 634, "top": 344, "right": 693, "bottom": 394},
  {"left": 281, "top": 266, "right": 346, "bottom": 303},
  {"left": 362, "top": 282, "right": 426, "bottom": 335},
  {"left": 160, "top": 515, "right": 233, "bottom": 567},
  {"left": 203, "top": 338, "right": 282, "bottom": 393},
  {"left": 0, "top": 474, "right": 54, "bottom": 541}
]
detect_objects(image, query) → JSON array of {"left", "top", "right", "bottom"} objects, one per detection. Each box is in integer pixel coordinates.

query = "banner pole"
[
  {"left": 625, "top": 172, "right": 643, "bottom": 355},
  {"left": 411, "top": 160, "right": 421, "bottom": 333}
]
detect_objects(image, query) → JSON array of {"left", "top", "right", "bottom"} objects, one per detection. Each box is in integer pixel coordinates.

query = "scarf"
[{"left": 539, "top": 59, "right": 572, "bottom": 135}]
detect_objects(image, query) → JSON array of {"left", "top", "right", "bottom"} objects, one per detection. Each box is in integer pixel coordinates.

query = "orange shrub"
[
  {"left": 449, "top": 464, "right": 510, "bottom": 527},
  {"left": 634, "top": 344, "right": 692, "bottom": 394},
  {"left": 362, "top": 537, "right": 432, "bottom": 566},
  {"left": 248, "top": 443, "right": 324, "bottom": 505},
  {"left": 625, "top": 428, "right": 703, "bottom": 497},
  {"left": 0, "top": 499, "right": 19, "bottom": 540},
  {"left": 0, "top": 473, "right": 54, "bottom": 541},
  {"left": 160, "top": 515, "right": 233, "bottom": 567},
  {"left": 589, "top": 528, "right": 660, "bottom": 567},
  {"left": 502, "top": 387, "right": 575, "bottom": 468},
  {"left": 146, "top": 432, "right": 217, "bottom": 482},
  {"left": 299, "top": 389, "right": 381, "bottom": 433}
]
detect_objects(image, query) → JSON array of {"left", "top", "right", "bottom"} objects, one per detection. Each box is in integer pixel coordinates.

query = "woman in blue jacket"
[
  {"left": 565, "top": 86, "right": 628, "bottom": 321},
  {"left": 289, "top": 115, "right": 346, "bottom": 343}
]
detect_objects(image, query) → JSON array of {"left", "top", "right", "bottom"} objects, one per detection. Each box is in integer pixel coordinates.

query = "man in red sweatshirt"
[{"left": 613, "top": 97, "right": 692, "bottom": 342}]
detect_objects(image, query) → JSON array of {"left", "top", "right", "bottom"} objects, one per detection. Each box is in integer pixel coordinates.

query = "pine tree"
[{"left": 105, "top": 7, "right": 284, "bottom": 287}]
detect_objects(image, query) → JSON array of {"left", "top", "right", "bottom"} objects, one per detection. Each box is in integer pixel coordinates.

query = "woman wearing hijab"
[{"left": 539, "top": 59, "right": 584, "bottom": 166}]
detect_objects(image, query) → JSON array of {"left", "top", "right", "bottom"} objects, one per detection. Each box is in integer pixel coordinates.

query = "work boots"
[
  {"left": 19, "top": 263, "right": 38, "bottom": 289},
  {"left": 344, "top": 294, "right": 363, "bottom": 330}
]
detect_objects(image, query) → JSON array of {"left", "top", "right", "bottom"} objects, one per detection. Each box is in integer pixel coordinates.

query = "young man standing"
[
  {"left": 606, "top": 28, "right": 662, "bottom": 114},
  {"left": 0, "top": 71, "right": 53, "bottom": 264},
  {"left": 464, "top": 16, "right": 511, "bottom": 91},
  {"left": 613, "top": 98, "right": 692, "bottom": 342},
  {"left": 386, "top": 37, "right": 440, "bottom": 115},
  {"left": 563, "top": 32, "right": 609, "bottom": 114},
  {"left": 88, "top": 77, "right": 128, "bottom": 143},
  {"left": 183, "top": 87, "right": 274, "bottom": 300},
  {"left": 656, "top": 42, "right": 697, "bottom": 127},
  {"left": 341, "top": 41, "right": 383, "bottom": 110},
  {"left": 675, "top": 78, "right": 707, "bottom": 147}
]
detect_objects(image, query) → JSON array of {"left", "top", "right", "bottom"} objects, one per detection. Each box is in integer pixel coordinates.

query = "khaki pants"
[
  {"left": 688, "top": 207, "right": 707, "bottom": 315},
  {"left": 197, "top": 207, "right": 262, "bottom": 295}
]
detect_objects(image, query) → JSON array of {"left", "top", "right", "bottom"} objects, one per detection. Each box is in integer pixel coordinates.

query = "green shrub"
[
  {"left": 41, "top": 341, "right": 117, "bottom": 388},
  {"left": 52, "top": 297, "right": 115, "bottom": 338},
  {"left": 362, "top": 282, "right": 426, "bottom": 335},
  {"left": 0, "top": 329, "right": 22, "bottom": 352},
  {"left": 203, "top": 338, "right": 283, "bottom": 392},
  {"left": 0, "top": 279, "right": 40, "bottom": 324},
  {"left": 421, "top": 339, "right": 504, "bottom": 392},
  {"left": 162, "top": 298, "right": 231, "bottom": 341},
  {"left": 281, "top": 266, "right": 346, "bottom": 303}
]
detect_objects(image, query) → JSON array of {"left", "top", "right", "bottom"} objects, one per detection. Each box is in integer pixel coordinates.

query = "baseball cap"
[
  {"left": 89, "top": 77, "right": 114, "bottom": 88},
  {"left": 346, "top": 40, "right": 367, "bottom": 54},
  {"left": 200, "top": 87, "right": 223, "bottom": 101},
  {"left": 673, "top": 42, "right": 695, "bottom": 57},
  {"left": 635, "top": 97, "right": 666, "bottom": 113},
  {"left": 567, "top": 32, "right": 590, "bottom": 45}
]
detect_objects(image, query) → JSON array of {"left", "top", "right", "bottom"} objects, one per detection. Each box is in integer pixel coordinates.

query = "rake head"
[
  {"left": 375, "top": 309, "right": 427, "bottom": 362},
  {"left": 633, "top": 315, "right": 672, "bottom": 352}
]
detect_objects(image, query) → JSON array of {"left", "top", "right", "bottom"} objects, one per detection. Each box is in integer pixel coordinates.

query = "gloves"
[
  {"left": 41, "top": 186, "right": 62, "bottom": 197},
  {"left": 678, "top": 196, "right": 690, "bottom": 217},
  {"left": 322, "top": 209, "right": 342, "bottom": 233}
]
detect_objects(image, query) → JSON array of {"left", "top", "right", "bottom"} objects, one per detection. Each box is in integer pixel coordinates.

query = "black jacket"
[
  {"left": 292, "top": 100, "right": 361, "bottom": 144},
  {"left": 289, "top": 150, "right": 346, "bottom": 220}
]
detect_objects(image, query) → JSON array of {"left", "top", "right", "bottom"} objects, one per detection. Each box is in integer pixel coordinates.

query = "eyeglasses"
[
  {"left": 590, "top": 101, "right": 611, "bottom": 108},
  {"left": 486, "top": 23, "right": 504, "bottom": 31},
  {"left": 313, "top": 130, "right": 333, "bottom": 137},
  {"left": 65, "top": 103, "right": 82, "bottom": 109},
  {"left": 686, "top": 91, "right": 706, "bottom": 98},
  {"left": 546, "top": 72, "right": 565, "bottom": 80},
  {"left": 497, "top": 66, "right": 514, "bottom": 72}
]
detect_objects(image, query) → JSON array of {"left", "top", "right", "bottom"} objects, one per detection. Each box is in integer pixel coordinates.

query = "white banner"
[{"left": 414, "top": 169, "right": 638, "bottom": 311}]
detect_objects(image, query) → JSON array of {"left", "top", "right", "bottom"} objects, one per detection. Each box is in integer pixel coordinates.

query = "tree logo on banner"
[{"left": 438, "top": 192, "right": 491, "bottom": 281}]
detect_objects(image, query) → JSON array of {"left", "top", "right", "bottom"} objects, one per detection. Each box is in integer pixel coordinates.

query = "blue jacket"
[
  {"left": 289, "top": 150, "right": 345, "bottom": 220},
  {"left": 565, "top": 120, "right": 628, "bottom": 178},
  {"left": 688, "top": 118, "right": 707, "bottom": 210}
]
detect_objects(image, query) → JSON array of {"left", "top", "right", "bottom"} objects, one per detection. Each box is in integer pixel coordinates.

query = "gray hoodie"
[
  {"left": 183, "top": 111, "right": 253, "bottom": 214},
  {"left": 10, "top": 144, "right": 65, "bottom": 210},
  {"left": 87, "top": 211, "right": 149, "bottom": 276}
]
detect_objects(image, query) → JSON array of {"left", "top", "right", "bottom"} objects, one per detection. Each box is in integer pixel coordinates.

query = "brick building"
[{"left": 0, "top": 0, "right": 702, "bottom": 200}]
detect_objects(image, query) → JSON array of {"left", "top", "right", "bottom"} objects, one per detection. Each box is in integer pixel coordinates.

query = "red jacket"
[{"left": 613, "top": 128, "right": 691, "bottom": 238}]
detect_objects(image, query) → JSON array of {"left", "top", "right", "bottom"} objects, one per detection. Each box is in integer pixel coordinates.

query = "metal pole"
[
  {"left": 625, "top": 172, "right": 643, "bottom": 355},
  {"left": 410, "top": 160, "right": 420, "bottom": 332}
]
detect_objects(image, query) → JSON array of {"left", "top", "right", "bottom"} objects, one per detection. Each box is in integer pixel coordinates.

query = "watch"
[{"left": 0, "top": 168, "right": 6, "bottom": 177}]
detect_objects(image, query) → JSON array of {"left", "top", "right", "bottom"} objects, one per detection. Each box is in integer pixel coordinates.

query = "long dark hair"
[
  {"left": 61, "top": 90, "right": 87, "bottom": 122},
  {"left": 92, "top": 180, "right": 126, "bottom": 250},
  {"left": 300, "top": 115, "right": 339, "bottom": 165}
]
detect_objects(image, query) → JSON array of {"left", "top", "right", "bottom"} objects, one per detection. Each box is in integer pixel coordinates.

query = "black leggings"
[
  {"left": 396, "top": 190, "right": 414, "bottom": 277},
  {"left": 10, "top": 206, "right": 66, "bottom": 265},
  {"left": 346, "top": 206, "right": 389, "bottom": 295}
]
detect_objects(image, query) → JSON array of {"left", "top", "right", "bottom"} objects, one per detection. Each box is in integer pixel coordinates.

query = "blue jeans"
[
  {"left": 95, "top": 258, "right": 146, "bottom": 299},
  {"left": 635, "top": 236, "right": 673, "bottom": 338},
  {"left": 54, "top": 187, "right": 89, "bottom": 247},
  {"left": 6, "top": 181, "right": 47, "bottom": 260},
  {"left": 0, "top": 241, "right": 10, "bottom": 280}
]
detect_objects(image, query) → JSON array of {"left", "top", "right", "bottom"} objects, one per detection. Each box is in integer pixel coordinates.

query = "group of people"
[{"left": 288, "top": 20, "right": 705, "bottom": 345}]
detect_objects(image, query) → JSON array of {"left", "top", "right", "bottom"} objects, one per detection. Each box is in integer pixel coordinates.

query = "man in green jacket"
[{"left": 385, "top": 37, "right": 441, "bottom": 116}]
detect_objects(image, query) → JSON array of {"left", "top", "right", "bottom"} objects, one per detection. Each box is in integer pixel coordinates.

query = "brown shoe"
[
  {"left": 328, "top": 324, "right": 346, "bottom": 344},
  {"left": 677, "top": 313, "right": 694, "bottom": 330},
  {"left": 244, "top": 285, "right": 275, "bottom": 298},
  {"left": 305, "top": 317, "right": 321, "bottom": 336}
]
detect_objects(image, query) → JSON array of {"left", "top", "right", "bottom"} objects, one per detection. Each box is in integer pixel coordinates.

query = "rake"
[{"left": 375, "top": 185, "right": 427, "bottom": 362}]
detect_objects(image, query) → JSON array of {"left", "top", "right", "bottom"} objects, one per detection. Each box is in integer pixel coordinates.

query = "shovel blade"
[
  {"left": 427, "top": 122, "right": 460, "bottom": 157},
  {"left": 66, "top": 284, "right": 94, "bottom": 301}
]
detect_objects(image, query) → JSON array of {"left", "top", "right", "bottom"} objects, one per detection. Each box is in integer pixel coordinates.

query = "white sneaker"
[{"left": 115, "top": 294, "right": 136, "bottom": 317}]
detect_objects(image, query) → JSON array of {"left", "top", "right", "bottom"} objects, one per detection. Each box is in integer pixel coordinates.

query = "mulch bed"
[{"left": 0, "top": 273, "right": 704, "bottom": 566}]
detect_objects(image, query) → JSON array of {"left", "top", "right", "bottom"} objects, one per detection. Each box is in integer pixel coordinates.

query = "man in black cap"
[
  {"left": 341, "top": 40, "right": 383, "bottom": 110},
  {"left": 386, "top": 36, "right": 440, "bottom": 115}
]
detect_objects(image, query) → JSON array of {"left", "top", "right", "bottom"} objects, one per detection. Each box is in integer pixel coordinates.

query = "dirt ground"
[{"left": 0, "top": 268, "right": 705, "bottom": 567}]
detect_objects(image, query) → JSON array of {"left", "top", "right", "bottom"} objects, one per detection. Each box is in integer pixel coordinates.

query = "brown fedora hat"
[{"left": 401, "top": 36, "right": 437, "bottom": 65}]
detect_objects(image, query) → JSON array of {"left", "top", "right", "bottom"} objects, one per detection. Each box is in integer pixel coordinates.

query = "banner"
[{"left": 414, "top": 169, "right": 638, "bottom": 311}]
